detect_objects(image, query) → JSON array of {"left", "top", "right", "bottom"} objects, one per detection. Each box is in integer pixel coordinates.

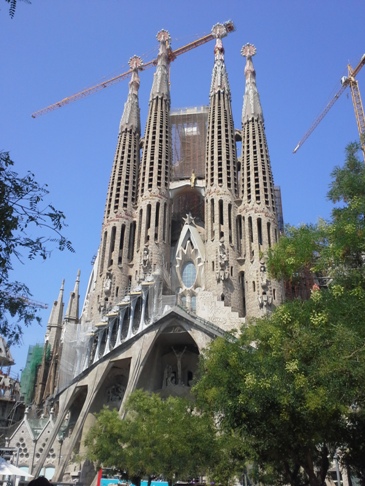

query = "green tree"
[
  {"left": 194, "top": 285, "right": 365, "bottom": 486},
  {"left": 194, "top": 143, "right": 365, "bottom": 486},
  {"left": 0, "top": 151, "right": 73, "bottom": 344},
  {"left": 85, "top": 390, "right": 219, "bottom": 486},
  {"left": 267, "top": 142, "right": 365, "bottom": 290}
]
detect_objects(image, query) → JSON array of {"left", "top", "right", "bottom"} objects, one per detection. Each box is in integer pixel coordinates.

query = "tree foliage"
[
  {"left": 84, "top": 390, "right": 239, "bottom": 486},
  {"left": 194, "top": 285, "right": 365, "bottom": 486},
  {"left": 3, "top": 0, "right": 30, "bottom": 18},
  {"left": 0, "top": 151, "right": 73, "bottom": 344},
  {"left": 268, "top": 142, "right": 365, "bottom": 290},
  {"left": 194, "top": 143, "right": 365, "bottom": 486}
]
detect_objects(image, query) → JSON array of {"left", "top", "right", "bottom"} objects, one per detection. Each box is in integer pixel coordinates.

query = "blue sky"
[{"left": 1, "top": 0, "right": 365, "bottom": 375}]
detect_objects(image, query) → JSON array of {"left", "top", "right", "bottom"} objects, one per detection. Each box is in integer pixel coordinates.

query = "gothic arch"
[{"left": 135, "top": 321, "right": 200, "bottom": 398}]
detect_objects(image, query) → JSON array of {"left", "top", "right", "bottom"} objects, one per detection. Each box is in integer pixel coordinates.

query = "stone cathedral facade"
[{"left": 9, "top": 22, "right": 284, "bottom": 483}]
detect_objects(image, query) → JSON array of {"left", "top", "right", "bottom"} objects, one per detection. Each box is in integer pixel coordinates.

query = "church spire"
[
  {"left": 138, "top": 29, "right": 171, "bottom": 200},
  {"left": 150, "top": 29, "right": 171, "bottom": 99},
  {"left": 241, "top": 43, "right": 264, "bottom": 123},
  {"left": 64, "top": 270, "right": 80, "bottom": 323},
  {"left": 34, "top": 280, "right": 64, "bottom": 407},
  {"left": 45, "top": 280, "right": 64, "bottom": 350},
  {"left": 204, "top": 23, "right": 242, "bottom": 315},
  {"left": 119, "top": 55, "right": 142, "bottom": 132},
  {"left": 105, "top": 56, "right": 142, "bottom": 221},
  {"left": 87, "top": 57, "right": 143, "bottom": 319},
  {"left": 136, "top": 29, "right": 172, "bottom": 279},
  {"left": 238, "top": 44, "right": 284, "bottom": 318},
  {"left": 206, "top": 23, "right": 237, "bottom": 196},
  {"left": 240, "top": 44, "right": 275, "bottom": 211},
  {"left": 210, "top": 23, "right": 231, "bottom": 96}
]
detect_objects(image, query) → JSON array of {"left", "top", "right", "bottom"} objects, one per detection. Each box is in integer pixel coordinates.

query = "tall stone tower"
[
  {"left": 86, "top": 56, "right": 142, "bottom": 320},
  {"left": 136, "top": 30, "right": 172, "bottom": 281},
  {"left": 238, "top": 44, "right": 284, "bottom": 318},
  {"left": 204, "top": 23, "right": 242, "bottom": 315},
  {"left": 12, "top": 23, "right": 284, "bottom": 483},
  {"left": 33, "top": 280, "right": 64, "bottom": 406}
]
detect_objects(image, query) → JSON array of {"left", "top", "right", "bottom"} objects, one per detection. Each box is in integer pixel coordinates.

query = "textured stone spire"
[
  {"left": 136, "top": 29, "right": 172, "bottom": 280},
  {"left": 105, "top": 56, "right": 142, "bottom": 220},
  {"left": 241, "top": 43, "right": 264, "bottom": 123},
  {"left": 35, "top": 280, "right": 65, "bottom": 406},
  {"left": 240, "top": 44, "right": 275, "bottom": 210},
  {"left": 64, "top": 270, "right": 80, "bottom": 323},
  {"left": 119, "top": 55, "right": 142, "bottom": 132},
  {"left": 86, "top": 56, "right": 143, "bottom": 317},
  {"left": 210, "top": 23, "right": 231, "bottom": 97},
  {"left": 206, "top": 23, "right": 238, "bottom": 196},
  {"left": 138, "top": 29, "right": 172, "bottom": 200},
  {"left": 45, "top": 280, "right": 64, "bottom": 350},
  {"left": 239, "top": 44, "right": 284, "bottom": 318},
  {"left": 204, "top": 23, "right": 241, "bottom": 315},
  {"left": 150, "top": 29, "right": 171, "bottom": 99}
]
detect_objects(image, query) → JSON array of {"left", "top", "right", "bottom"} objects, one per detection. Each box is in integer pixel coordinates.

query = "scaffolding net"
[
  {"left": 57, "top": 320, "right": 93, "bottom": 392},
  {"left": 20, "top": 344, "right": 44, "bottom": 404},
  {"left": 171, "top": 106, "right": 208, "bottom": 181}
]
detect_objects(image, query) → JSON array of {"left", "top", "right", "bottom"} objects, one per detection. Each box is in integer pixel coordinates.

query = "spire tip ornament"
[
  {"left": 211, "top": 22, "right": 228, "bottom": 39},
  {"left": 241, "top": 43, "right": 257, "bottom": 58},
  {"left": 156, "top": 29, "right": 171, "bottom": 45},
  {"left": 129, "top": 55, "right": 143, "bottom": 71}
]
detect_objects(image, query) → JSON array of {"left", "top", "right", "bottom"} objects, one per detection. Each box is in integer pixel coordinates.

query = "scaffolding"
[
  {"left": 274, "top": 186, "right": 284, "bottom": 233},
  {"left": 20, "top": 344, "right": 44, "bottom": 404},
  {"left": 57, "top": 320, "right": 94, "bottom": 392},
  {"left": 171, "top": 106, "right": 209, "bottom": 181}
]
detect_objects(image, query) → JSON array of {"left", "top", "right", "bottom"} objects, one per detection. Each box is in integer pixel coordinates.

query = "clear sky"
[{"left": 1, "top": 0, "right": 365, "bottom": 375}]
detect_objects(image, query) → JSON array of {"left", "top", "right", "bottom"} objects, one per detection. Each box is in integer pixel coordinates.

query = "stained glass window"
[{"left": 182, "top": 261, "right": 196, "bottom": 288}]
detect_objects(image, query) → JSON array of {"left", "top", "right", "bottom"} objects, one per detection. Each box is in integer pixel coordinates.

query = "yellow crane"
[
  {"left": 293, "top": 53, "right": 365, "bottom": 160},
  {"left": 31, "top": 21, "right": 235, "bottom": 119}
]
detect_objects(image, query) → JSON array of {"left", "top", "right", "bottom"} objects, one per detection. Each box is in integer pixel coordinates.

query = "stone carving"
[
  {"left": 162, "top": 346, "right": 187, "bottom": 388},
  {"left": 190, "top": 170, "right": 196, "bottom": 187},
  {"left": 216, "top": 241, "right": 229, "bottom": 281},
  {"left": 183, "top": 213, "right": 195, "bottom": 226},
  {"left": 106, "top": 383, "right": 126, "bottom": 404},
  {"left": 164, "top": 326, "right": 184, "bottom": 334},
  {"left": 172, "top": 346, "right": 186, "bottom": 385},
  {"left": 163, "top": 364, "right": 176, "bottom": 388},
  {"left": 140, "top": 246, "right": 151, "bottom": 281},
  {"left": 104, "top": 273, "right": 112, "bottom": 295},
  {"left": 142, "top": 246, "right": 150, "bottom": 268},
  {"left": 258, "top": 262, "right": 272, "bottom": 309}
]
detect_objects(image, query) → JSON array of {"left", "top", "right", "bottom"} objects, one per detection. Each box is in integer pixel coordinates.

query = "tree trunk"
[{"left": 130, "top": 476, "right": 142, "bottom": 486}]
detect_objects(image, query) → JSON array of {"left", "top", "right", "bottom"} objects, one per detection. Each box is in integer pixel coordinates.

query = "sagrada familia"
[{"left": 8, "top": 21, "right": 285, "bottom": 484}]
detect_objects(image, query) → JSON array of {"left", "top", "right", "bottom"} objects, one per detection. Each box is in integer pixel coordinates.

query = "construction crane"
[
  {"left": 31, "top": 21, "right": 235, "bottom": 119},
  {"left": 293, "top": 53, "right": 365, "bottom": 159}
]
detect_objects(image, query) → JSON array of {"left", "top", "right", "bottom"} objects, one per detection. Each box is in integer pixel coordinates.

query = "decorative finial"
[
  {"left": 212, "top": 23, "right": 227, "bottom": 60},
  {"left": 129, "top": 55, "right": 143, "bottom": 71},
  {"left": 211, "top": 23, "right": 228, "bottom": 39},
  {"left": 241, "top": 43, "right": 257, "bottom": 58},
  {"left": 156, "top": 29, "right": 171, "bottom": 45}
]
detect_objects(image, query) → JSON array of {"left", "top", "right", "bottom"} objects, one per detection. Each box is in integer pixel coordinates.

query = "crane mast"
[
  {"left": 32, "top": 21, "right": 235, "bottom": 119},
  {"left": 293, "top": 53, "right": 365, "bottom": 160}
]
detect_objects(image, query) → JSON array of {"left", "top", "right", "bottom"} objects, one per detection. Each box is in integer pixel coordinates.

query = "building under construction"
[{"left": 9, "top": 22, "right": 285, "bottom": 483}]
